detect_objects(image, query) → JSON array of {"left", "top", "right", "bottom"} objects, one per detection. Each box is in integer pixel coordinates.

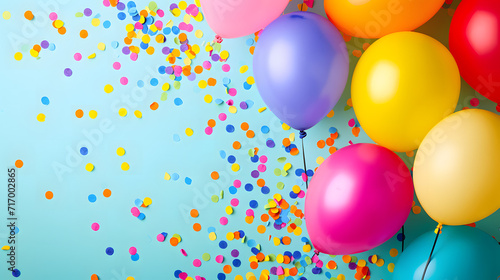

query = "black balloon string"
[
  {"left": 401, "top": 225, "right": 405, "bottom": 252},
  {"left": 421, "top": 224, "right": 442, "bottom": 280},
  {"left": 299, "top": 130, "right": 309, "bottom": 189}
]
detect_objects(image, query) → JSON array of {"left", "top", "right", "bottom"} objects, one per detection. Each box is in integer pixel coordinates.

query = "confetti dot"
[
  {"left": 103, "top": 189, "right": 111, "bottom": 197},
  {"left": 3, "top": 11, "right": 11, "bottom": 20},
  {"left": 88, "top": 194, "right": 96, "bottom": 203},
  {"left": 45, "top": 191, "right": 53, "bottom": 200},
  {"left": 37, "top": 113, "right": 45, "bottom": 122},
  {"left": 64, "top": 68, "right": 73, "bottom": 77},
  {"left": 121, "top": 162, "right": 130, "bottom": 171},
  {"left": 116, "top": 147, "right": 125, "bottom": 156},
  {"left": 91, "top": 222, "right": 100, "bottom": 231},
  {"left": 119, "top": 108, "right": 127, "bottom": 117},
  {"left": 14, "top": 52, "right": 22, "bottom": 61},
  {"left": 104, "top": 84, "right": 113, "bottom": 93},
  {"left": 85, "top": 163, "right": 94, "bottom": 172},
  {"left": 106, "top": 247, "right": 114, "bottom": 255}
]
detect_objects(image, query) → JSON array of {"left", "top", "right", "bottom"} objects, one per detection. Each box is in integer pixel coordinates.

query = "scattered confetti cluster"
[{"left": 2, "top": 0, "right": 499, "bottom": 279}]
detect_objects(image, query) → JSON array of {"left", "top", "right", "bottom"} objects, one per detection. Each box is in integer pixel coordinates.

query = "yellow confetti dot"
[
  {"left": 91, "top": 18, "right": 100, "bottom": 26},
  {"left": 104, "top": 84, "right": 113, "bottom": 93},
  {"left": 30, "top": 49, "right": 39, "bottom": 57},
  {"left": 229, "top": 106, "right": 237, "bottom": 114},
  {"left": 239, "top": 65, "right": 249, "bottom": 73},
  {"left": 171, "top": 8, "right": 181, "bottom": 17},
  {"left": 276, "top": 253, "right": 284, "bottom": 262},
  {"left": 246, "top": 76, "right": 255, "bottom": 85},
  {"left": 36, "top": 113, "right": 45, "bottom": 122},
  {"left": 208, "top": 232, "right": 217, "bottom": 241},
  {"left": 337, "top": 274, "right": 345, "bottom": 280},
  {"left": 293, "top": 227, "right": 302, "bottom": 236},
  {"left": 220, "top": 50, "right": 229, "bottom": 60},
  {"left": 85, "top": 163, "right": 94, "bottom": 172},
  {"left": 3, "top": 11, "right": 11, "bottom": 20},
  {"left": 204, "top": 94, "right": 212, "bottom": 103},
  {"left": 258, "top": 107, "right": 267, "bottom": 113},
  {"left": 283, "top": 163, "right": 292, "bottom": 171},
  {"left": 1, "top": 245, "right": 10, "bottom": 250},
  {"left": 89, "top": 110, "right": 97, "bottom": 119},
  {"left": 198, "top": 80, "right": 207, "bottom": 89},
  {"left": 388, "top": 263, "right": 395, "bottom": 273},
  {"left": 282, "top": 123, "right": 291, "bottom": 130},
  {"left": 292, "top": 185, "right": 301, "bottom": 194},
  {"left": 125, "top": 23, "right": 134, "bottom": 32},
  {"left": 231, "top": 163, "right": 240, "bottom": 172},
  {"left": 134, "top": 110, "right": 142, "bottom": 118},
  {"left": 88, "top": 53, "right": 96, "bottom": 59},
  {"left": 126, "top": 277, "right": 135, "bottom": 280},
  {"left": 118, "top": 108, "right": 127, "bottom": 117},
  {"left": 162, "top": 83, "right": 170, "bottom": 91},
  {"left": 121, "top": 162, "right": 130, "bottom": 171},
  {"left": 14, "top": 52, "right": 22, "bottom": 61},
  {"left": 195, "top": 30, "right": 203, "bottom": 38},
  {"left": 303, "top": 244, "right": 311, "bottom": 252},
  {"left": 164, "top": 172, "right": 171, "bottom": 180},
  {"left": 142, "top": 34, "right": 151, "bottom": 44},
  {"left": 97, "top": 42, "right": 106, "bottom": 51},
  {"left": 225, "top": 206, "right": 233, "bottom": 215},
  {"left": 193, "top": 12, "right": 203, "bottom": 22},
  {"left": 185, "top": 128, "right": 193, "bottom": 136},
  {"left": 54, "top": 19, "right": 64, "bottom": 28},
  {"left": 389, "top": 248, "right": 399, "bottom": 257},
  {"left": 358, "top": 259, "right": 367, "bottom": 267},
  {"left": 143, "top": 197, "right": 152, "bottom": 206},
  {"left": 116, "top": 147, "right": 125, "bottom": 156},
  {"left": 226, "top": 232, "right": 235, "bottom": 241},
  {"left": 376, "top": 258, "right": 385, "bottom": 267},
  {"left": 316, "top": 156, "right": 325, "bottom": 165},
  {"left": 179, "top": 1, "right": 187, "bottom": 9}
]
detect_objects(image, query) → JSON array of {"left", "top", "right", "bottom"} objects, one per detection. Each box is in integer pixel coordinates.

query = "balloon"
[
  {"left": 351, "top": 32, "right": 460, "bottom": 152},
  {"left": 324, "top": 0, "right": 444, "bottom": 39},
  {"left": 200, "top": 0, "right": 289, "bottom": 38},
  {"left": 393, "top": 226, "right": 500, "bottom": 280},
  {"left": 414, "top": 109, "right": 500, "bottom": 226},
  {"left": 253, "top": 12, "right": 349, "bottom": 131},
  {"left": 449, "top": 0, "right": 500, "bottom": 104},
  {"left": 305, "top": 143, "right": 413, "bottom": 255}
]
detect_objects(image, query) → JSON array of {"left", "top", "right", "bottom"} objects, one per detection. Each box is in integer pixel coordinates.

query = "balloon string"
[
  {"left": 299, "top": 130, "right": 309, "bottom": 189},
  {"left": 401, "top": 225, "right": 405, "bottom": 252},
  {"left": 421, "top": 223, "right": 442, "bottom": 280}
]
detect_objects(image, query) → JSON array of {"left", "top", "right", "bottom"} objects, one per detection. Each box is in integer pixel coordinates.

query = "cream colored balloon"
[{"left": 414, "top": 109, "right": 500, "bottom": 225}]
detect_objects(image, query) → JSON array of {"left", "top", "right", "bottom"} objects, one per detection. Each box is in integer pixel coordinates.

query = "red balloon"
[{"left": 449, "top": 0, "right": 500, "bottom": 104}]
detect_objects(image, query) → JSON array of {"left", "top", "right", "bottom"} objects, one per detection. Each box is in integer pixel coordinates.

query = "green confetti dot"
[
  {"left": 274, "top": 168, "right": 281, "bottom": 176},
  {"left": 277, "top": 182, "right": 285, "bottom": 190},
  {"left": 211, "top": 195, "right": 219, "bottom": 203},
  {"left": 202, "top": 253, "right": 211, "bottom": 261},
  {"left": 173, "top": 81, "right": 181, "bottom": 90},
  {"left": 160, "top": 92, "right": 168, "bottom": 101}
]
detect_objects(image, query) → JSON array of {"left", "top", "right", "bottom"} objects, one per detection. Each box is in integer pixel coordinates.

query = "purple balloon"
[
  {"left": 305, "top": 144, "right": 414, "bottom": 255},
  {"left": 253, "top": 12, "right": 349, "bottom": 131}
]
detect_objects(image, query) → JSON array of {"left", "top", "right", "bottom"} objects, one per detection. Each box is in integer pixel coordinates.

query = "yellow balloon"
[
  {"left": 352, "top": 32, "right": 460, "bottom": 152},
  {"left": 413, "top": 109, "right": 500, "bottom": 225}
]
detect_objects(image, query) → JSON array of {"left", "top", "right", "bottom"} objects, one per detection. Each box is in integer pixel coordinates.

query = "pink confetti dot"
[
  {"left": 258, "top": 164, "right": 266, "bottom": 172},
  {"left": 193, "top": 259, "right": 202, "bottom": 267},
  {"left": 222, "top": 64, "right": 231, "bottom": 72},
  {"left": 180, "top": 249, "right": 187, "bottom": 256},
  {"left": 131, "top": 207, "right": 140, "bottom": 217},
  {"left": 179, "top": 272, "right": 188, "bottom": 280},
  {"left": 230, "top": 198, "right": 239, "bottom": 206},
  {"left": 259, "top": 155, "right": 268, "bottom": 163},
  {"left": 298, "top": 190, "right": 306, "bottom": 198},
  {"left": 91, "top": 222, "right": 100, "bottom": 231},
  {"left": 49, "top": 12, "right": 57, "bottom": 21},
  {"left": 74, "top": 53, "right": 82, "bottom": 61},
  {"left": 218, "top": 113, "right": 227, "bottom": 121},
  {"left": 215, "top": 255, "right": 224, "bottom": 263},
  {"left": 203, "top": 61, "right": 211, "bottom": 70},
  {"left": 205, "top": 126, "right": 213, "bottom": 135},
  {"left": 120, "top": 77, "right": 128, "bottom": 85},
  {"left": 316, "top": 260, "right": 324, "bottom": 268},
  {"left": 102, "top": 0, "right": 110, "bottom": 7},
  {"left": 157, "top": 9, "right": 164, "bottom": 17},
  {"left": 134, "top": 22, "right": 143, "bottom": 30},
  {"left": 470, "top": 98, "right": 479, "bottom": 107},
  {"left": 226, "top": 99, "right": 234, "bottom": 106},
  {"left": 219, "top": 217, "right": 228, "bottom": 225},
  {"left": 113, "top": 62, "right": 121, "bottom": 70},
  {"left": 246, "top": 209, "right": 254, "bottom": 216},
  {"left": 348, "top": 118, "right": 356, "bottom": 127},
  {"left": 155, "top": 21, "right": 163, "bottom": 30},
  {"left": 129, "top": 247, "right": 137, "bottom": 255},
  {"left": 130, "top": 53, "right": 138, "bottom": 61},
  {"left": 233, "top": 180, "right": 241, "bottom": 188},
  {"left": 228, "top": 88, "right": 237, "bottom": 96},
  {"left": 157, "top": 233, "right": 165, "bottom": 242}
]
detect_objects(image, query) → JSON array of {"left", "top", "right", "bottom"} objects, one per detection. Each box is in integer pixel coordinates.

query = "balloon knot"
[
  {"left": 214, "top": 35, "right": 223, "bottom": 44},
  {"left": 434, "top": 223, "right": 443, "bottom": 234},
  {"left": 299, "top": 130, "right": 307, "bottom": 139}
]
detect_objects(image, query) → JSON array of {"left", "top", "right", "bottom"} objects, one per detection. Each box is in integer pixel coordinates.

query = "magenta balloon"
[{"left": 305, "top": 144, "right": 414, "bottom": 255}]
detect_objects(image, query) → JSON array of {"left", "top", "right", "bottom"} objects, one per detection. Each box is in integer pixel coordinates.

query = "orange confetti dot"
[
  {"left": 207, "top": 78, "right": 217, "bottom": 86},
  {"left": 329, "top": 146, "right": 337, "bottom": 154},
  {"left": 246, "top": 130, "right": 255, "bottom": 138},
  {"left": 342, "top": 255, "right": 352, "bottom": 263},
  {"left": 103, "top": 189, "right": 111, "bottom": 198},
  {"left": 363, "top": 43, "right": 371, "bottom": 51},
  {"left": 249, "top": 46, "right": 255, "bottom": 55},
  {"left": 232, "top": 141, "right": 241, "bottom": 150},
  {"left": 33, "top": 44, "right": 41, "bottom": 52},
  {"left": 256, "top": 252, "right": 265, "bottom": 261},
  {"left": 190, "top": 209, "right": 199, "bottom": 218},
  {"left": 194, "top": 65, "right": 203, "bottom": 74},
  {"left": 256, "top": 179, "right": 265, "bottom": 187},
  {"left": 45, "top": 191, "right": 53, "bottom": 200},
  {"left": 58, "top": 26, "right": 66, "bottom": 35},
  {"left": 257, "top": 225, "right": 266, "bottom": 234},
  {"left": 250, "top": 261, "right": 258, "bottom": 269},
  {"left": 223, "top": 265, "right": 232, "bottom": 274},
  {"left": 211, "top": 171, "right": 219, "bottom": 180},
  {"left": 290, "top": 148, "right": 299, "bottom": 156},
  {"left": 245, "top": 216, "right": 254, "bottom": 224},
  {"left": 150, "top": 102, "right": 159, "bottom": 110},
  {"left": 170, "top": 237, "right": 179, "bottom": 246},
  {"left": 240, "top": 122, "right": 249, "bottom": 131},
  {"left": 327, "top": 260, "right": 337, "bottom": 269},
  {"left": 289, "top": 267, "right": 298, "bottom": 276},
  {"left": 261, "top": 214, "right": 269, "bottom": 222},
  {"left": 178, "top": 33, "right": 187, "bottom": 42},
  {"left": 352, "top": 50, "right": 362, "bottom": 57},
  {"left": 146, "top": 46, "right": 155, "bottom": 55},
  {"left": 207, "top": 119, "right": 216, "bottom": 127},
  {"left": 282, "top": 138, "right": 291, "bottom": 147},
  {"left": 412, "top": 205, "right": 422, "bottom": 214},
  {"left": 352, "top": 127, "right": 361, "bottom": 137},
  {"left": 109, "top": 0, "right": 119, "bottom": 6},
  {"left": 14, "top": 160, "right": 23, "bottom": 168},
  {"left": 326, "top": 138, "right": 335, "bottom": 146},
  {"left": 124, "top": 37, "right": 132, "bottom": 45},
  {"left": 317, "top": 140, "right": 326, "bottom": 149},
  {"left": 80, "top": 29, "right": 88, "bottom": 38},
  {"left": 90, "top": 274, "right": 99, "bottom": 280},
  {"left": 75, "top": 109, "right": 84, "bottom": 118},
  {"left": 193, "top": 223, "right": 201, "bottom": 232},
  {"left": 24, "top": 10, "right": 34, "bottom": 20},
  {"left": 282, "top": 236, "right": 291, "bottom": 245}
]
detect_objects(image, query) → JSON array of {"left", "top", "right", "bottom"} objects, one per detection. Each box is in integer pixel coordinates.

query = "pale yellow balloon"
[
  {"left": 352, "top": 32, "right": 460, "bottom": 152},
  {"left": 414, "top": 109, "right": 500, "bottom": 225}
]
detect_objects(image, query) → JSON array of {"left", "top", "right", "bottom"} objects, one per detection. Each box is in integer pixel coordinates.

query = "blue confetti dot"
[
  {"left": 103, "top": 20, "right": 111, "bottom": 28},
  {"left": 223, "top": 77, "right": 231, "bottom": 85},
  {"left": 207, "top": 227, "right": 216, "bottom": 233},
  {"left": 215, "top": 98, "right": 224, "bottom": 105},
  {"left": 293, "top": 251, "right": 302, "bottom": 259},
  {"left": 229, "top": 186, "right": 237, "bottom": 194},
  {"left": 397, "top": 233, "right": 405, "bottom": 241},
  {"left": 127, "top": 1, "right": 136, "bottom": 8},
  {"left": 163, "top": 27, "right": 171, "bottom": 35},
  {"left": 251, "top": 247, "right": 260, "bottom": 255},
  {"left": 134, "top": 199, "right": 143, "bottom": 207},
  {"left": 261, "top": 126, "right": 269, "bottom": 134},
  {"left": 150, "top": 78, "right": 158, "bottom": 86},
  {"left": 132, "top": 14, "right": 140, "bottom": 21},
  {"left": 48, "top": 43, "right": 56, "bottom": 51},
  {"left": 138, "top": 213, "right": 145, "bottom": 220},
  {"left": 172, "top": 26, "right": 180, "bottom": 35},
  {"left": 80, "top": 147, "right": 88, "bottom": 155},
  {"left": 117, "top": 12, "right": 126, "bottom": 20},
  {"left": 232, "top": 259, "right": 241, "bottom": 267},
  {"left": 131, "top": 253, "right": 139, "bottom": 261},
  {"left": 185, "top": 177, "right": 192, "bottom": 185},
  {"left": 217, "top": 273, "right": 226, "bottom": 280},
  {"left": 88, "top": 194, "right": 97, "bottom": 203},
  {"left": 172, "top": 173, "right": 180, "bottom": 181},
  {"left": 238, "top": 230, "right": 245, "bottom": 238},
  {"left": 261, "top": 186, "right": 270, "bottom": 194},
  {"left": 158, "top": 66, "right": 166, "bottom": 74},
  {"left": 41, "top": 96, "right": 50, "bottom": 105},
  {"left": 174, "top": 98, "right": 183, "bottom": 106},
  {"left": 174, "top": 270, "right": 182, "bottom": 278},
  {"left": 111, "top": 41, "right": 119, "bottom": 49},
  {"left": 106, "top": 247, "right": 114, "bottom": 255},
  {"left": 247, "top": 239, "right": 256, "bottom": 247},
  {"left": 12, "top": 269, "right": 20, "bottom": 277},
  {"left": 245, "top": 183, "right": 253, "bottom": 192},
  {"left": 290, "top": 191, "right": 298, "bottom": 199},
  {"left": 140, "top": 41, "right": 148, "bottom": 50},
  {"left": 249, "top": 200, "right": 258, "bottom": 208},
  {"left": 173, "top": 134, "right": 180, "bottom": 142},
  {"left": 137, "top": 80, "right": 144, "bottom": 88},
  {"left": 250, "top": 155, "right": 259, "bottom": 163},
  {"left": 243, "top": 82, "right": 252, "bottom": 90},
  {"left": 246, "top": 38, "right": 254, "bottom": 46},
  {"left": 226, "top": 124, "right": 235, "bottom": 133},
  {"left": 219, "top": 150, "right": 226, "bottom": 159},
  {"left": 219, "top": 240, "right": 227, "bottom": 249},
  {"left": 329, "top": 127, "right": 337, "bottom": 134}
]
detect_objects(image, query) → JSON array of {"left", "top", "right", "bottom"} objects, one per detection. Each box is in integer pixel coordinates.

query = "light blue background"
[{"left": 0, "top": 0, "right": 499, "bottom": 279}]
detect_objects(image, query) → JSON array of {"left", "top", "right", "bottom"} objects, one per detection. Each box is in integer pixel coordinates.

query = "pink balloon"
[
  {"left": 305, "top": 144, "right": 413, "bottom": 255},
  {"left": 200, "top": 0, "right": 290, "bottom": 38}
]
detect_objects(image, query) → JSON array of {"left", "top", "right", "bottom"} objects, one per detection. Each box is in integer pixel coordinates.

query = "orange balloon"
[{"left": 324, "top": 0, "right": 445, "bottom": 38}]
